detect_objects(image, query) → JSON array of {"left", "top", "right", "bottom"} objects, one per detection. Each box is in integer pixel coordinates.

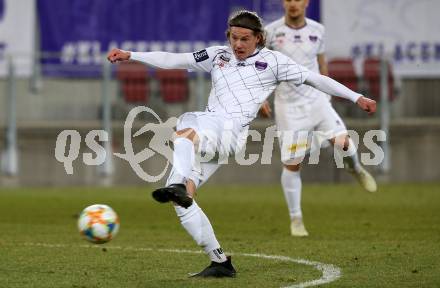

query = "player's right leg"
[
  {"left": 275, "top": 102, "right": 314, "bottom": 237},
  {"left": 282, "top": 163, "right": 309, "bottom": 237},
  {"left": 278, "top": 130, "right": 312, "bottom": 236}
]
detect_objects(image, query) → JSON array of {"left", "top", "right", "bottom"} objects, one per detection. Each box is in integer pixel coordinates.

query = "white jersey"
[
  {"left": 199, "top": 46, "right": 309, "bottom": 127},
  {"left": 266, "top": 17, "right": 329, "bottom": 106},
  {"left": 131, "top": 44, "right": 360, "bottom": 128},
  {"left": 133, "top": 46, "right": 309, "bottom": 128}
]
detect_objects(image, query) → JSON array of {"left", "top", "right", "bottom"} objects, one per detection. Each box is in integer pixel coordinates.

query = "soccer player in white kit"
[
  {"left": 107, "top": 10, "right": 376, "bottom": 278},
  {"left": 264, "top": 0, "right": 377, "bottom": 237}
]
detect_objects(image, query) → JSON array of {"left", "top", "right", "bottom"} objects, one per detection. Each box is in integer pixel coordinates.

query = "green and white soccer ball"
[{"left": 78, "top": 204, "right": 120, "bottom": 244}]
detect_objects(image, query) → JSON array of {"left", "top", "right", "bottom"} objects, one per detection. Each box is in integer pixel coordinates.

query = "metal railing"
[{"left": 1, "top": 56, "right": 18, "bottom": 175}]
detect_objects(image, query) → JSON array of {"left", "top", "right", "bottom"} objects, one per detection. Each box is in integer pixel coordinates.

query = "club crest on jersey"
[
  {"left": 193, "top": 49, "right": 209, "bottom": 62},
  {"left": 216, "top": 54, "right": 231, "bottom": 68},
  {"left": 309, "top": 35, "right": 318, "bottom": 42},
  {"left": 219, "top": 55, "right": 230, "bottom": 62},
  {"left": 255, "top": 61, "right": 268, "bottom": 71}
]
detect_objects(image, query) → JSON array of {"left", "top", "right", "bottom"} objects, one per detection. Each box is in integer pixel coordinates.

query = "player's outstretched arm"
[
  {"left": 305, "top": 71, "right": 376, "bottom": 115},
  {"left": 107, "top": 48, "right": 201, "bottom": 71}
]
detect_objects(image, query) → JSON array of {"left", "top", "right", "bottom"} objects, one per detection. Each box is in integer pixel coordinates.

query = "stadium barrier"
[{"left": 1, "top": 53, "right": 439, "bottom": 185}]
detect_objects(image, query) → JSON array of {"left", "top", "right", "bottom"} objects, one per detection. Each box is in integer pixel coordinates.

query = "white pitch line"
[
  {"left": 237, "top": 252, "right": 341, "bottom": 288},
  {"left": 22, "top": 242, "right": 341, "bottom": 288}
]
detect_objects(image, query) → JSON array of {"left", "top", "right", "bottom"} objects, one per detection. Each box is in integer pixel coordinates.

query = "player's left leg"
[
  {"left": 152, "top": 128, "right": 198, "bottom": 208},
  {"left": 154, "top": 112, "right": 238, "bottom": 277},
  {"left": 174, "top": 198, "right": 235, "bottom": 277},
  {"left": 171, "top": 163, "right": 236, "bottom": 277},
  {"left": 158, "top": 161, "right": 236, "bottom": 277},
  {"left": 319, "top": 100, "right": 377, "bottom": 192},
  {"left": 152, "top": 111, "right": 220, "bottom": 208},
  {"left": 331, "top": 135, "right": 377, "bottom": 192}
]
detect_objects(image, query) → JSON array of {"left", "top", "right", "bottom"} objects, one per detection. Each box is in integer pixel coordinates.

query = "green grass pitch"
[{"left": 1, "top": 183, "right": 439, "bottom": 287}]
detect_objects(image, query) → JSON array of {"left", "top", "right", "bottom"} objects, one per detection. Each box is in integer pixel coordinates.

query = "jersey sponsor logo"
[
  {"left": 193, "top": 49, "right": 209, "bottom": 62},
  {"left": 275, "top": 32, "right": 285, "bottom": 38},
  {"left": 309, "top": 35, "right": 318, "bottom": 42},
  {"left": 255, "top": 61, "right": 268, "bottom": 71},
  {"left": 294, "top": 35, "right": 302, "bottom": 43}
]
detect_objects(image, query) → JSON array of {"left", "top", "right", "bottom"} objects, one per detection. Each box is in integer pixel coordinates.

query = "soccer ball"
[{"left": 77, "top": 204, "right": 120, "bottom": 244}]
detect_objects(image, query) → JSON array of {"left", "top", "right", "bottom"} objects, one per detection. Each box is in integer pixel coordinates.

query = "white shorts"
[
  {"left": 176, "top": 111, "right": 246, "bottom": 158},
  {"left": 166, "top": 111, "right": 246, "bottom": 188},
  {"left": 275, "top": 96, "right": 347, "bottom": 165}
]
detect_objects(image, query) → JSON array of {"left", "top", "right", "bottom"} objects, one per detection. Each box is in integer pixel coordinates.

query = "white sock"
[
  {"left": 173, "top": 137, "right": 195, "bottom": 179},
  {"left": 174, "top": 201, "right": 227, "bottom": 263},
  {"left": 281, "top": 167, "right": 302, "bottom": 219},
  {"left": 208, "top": 248, "right": 227, "bottom": 263},
  {"left": 341, "top": 138, "right": 361, "bottom": 173}
]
